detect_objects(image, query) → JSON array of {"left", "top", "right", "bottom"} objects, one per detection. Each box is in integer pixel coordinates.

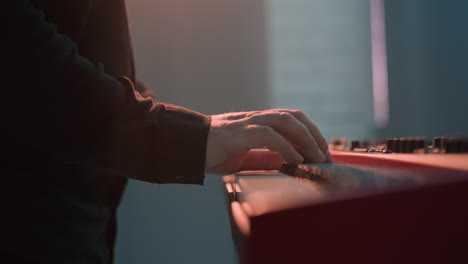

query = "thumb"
[{"left": 239, "top": 149, "right": 285, "bottom": 171}]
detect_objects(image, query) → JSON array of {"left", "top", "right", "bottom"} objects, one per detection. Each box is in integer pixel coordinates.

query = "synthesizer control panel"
[
  {"left": 225, "top": 135, "right": 468, "bottom": 264},
  {"left": 329, "top": 136, "right": 468, "bottom": 154}
]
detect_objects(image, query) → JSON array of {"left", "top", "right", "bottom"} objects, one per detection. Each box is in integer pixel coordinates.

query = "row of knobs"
[
  {"left": 386, "top": 137, "right": 468, "bottom": 153},
  {"left": 331, "top": 137, "right": 468, "bottom": 153},
  {"left": 432, "top": 137, "right": 468, "bottom": 153},
  {"left": 386, "top": 138, "right": 426, "bottom": 153}
]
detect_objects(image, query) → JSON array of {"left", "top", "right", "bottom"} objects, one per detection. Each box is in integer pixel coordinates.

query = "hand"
[{"left": 205, "top": 109, "right": 332, "bottom": 174}]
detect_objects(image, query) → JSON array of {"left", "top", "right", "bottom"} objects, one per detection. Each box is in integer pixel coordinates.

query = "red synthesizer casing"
[{"left": 224, "top": 151, "right": 468, "bottom": 264}]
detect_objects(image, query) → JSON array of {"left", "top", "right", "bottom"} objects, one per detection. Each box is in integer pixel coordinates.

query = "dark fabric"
[{"left": 3, "top": 0, "right": 211, "bottom": 263}]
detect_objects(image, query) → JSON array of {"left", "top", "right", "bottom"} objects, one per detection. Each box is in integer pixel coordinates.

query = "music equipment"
[{"left": 224, "top": 137, "right": 468, "bottom": 264}]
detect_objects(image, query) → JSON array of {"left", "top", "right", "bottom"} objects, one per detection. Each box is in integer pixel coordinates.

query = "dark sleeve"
[{"left": 4, "top": 0, "right": 210, "bottom": 184}]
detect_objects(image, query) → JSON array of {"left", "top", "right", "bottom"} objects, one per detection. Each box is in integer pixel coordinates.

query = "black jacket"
[{"left": 4, "top": 1, "right": 210, "bottom": 263}]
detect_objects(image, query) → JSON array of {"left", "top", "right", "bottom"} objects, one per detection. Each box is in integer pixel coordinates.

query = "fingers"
[
  {"left": 286, "top": 109, "right": 333, "bottom": 162},
  {"left": 243, "top": 110, "right": 327, "bottom": 163},
  {"left": 213, "top": 109, "right": 332, "bottom": 162},
  {"left": 206, "top": 108, "right": 330, "bottom": 174},
  {"left": 239, "top": 125, "right": 304, "bottom": 164},
  {"left": 287, "top": 110, "right": 328, "bottom": 151}
]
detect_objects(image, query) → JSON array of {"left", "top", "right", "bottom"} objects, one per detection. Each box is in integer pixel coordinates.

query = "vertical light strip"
[{"left": 370, "top": 0, "right": 389, "bottom": 128}]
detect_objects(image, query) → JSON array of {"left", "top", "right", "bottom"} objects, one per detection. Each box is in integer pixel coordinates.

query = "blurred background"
[{"left": 115, "top": 0, "right": 468, "bottom": 263}]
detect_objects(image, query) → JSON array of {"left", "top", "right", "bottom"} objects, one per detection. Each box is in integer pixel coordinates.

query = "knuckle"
[
  {"left": 279, "top": 112, "right": 294, "bottom": 123},
  {"left": 292, "top": 109, "right": 305, "bottom": 118}
]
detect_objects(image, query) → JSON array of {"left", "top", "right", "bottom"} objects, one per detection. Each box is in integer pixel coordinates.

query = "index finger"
[{"left": 281, "top": 109, "right": 332, "bottom": 162}]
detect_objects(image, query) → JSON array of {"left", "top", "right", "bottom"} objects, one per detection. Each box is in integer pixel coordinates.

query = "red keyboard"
[{"left": 224, "top": 151, "right": 468, "bottom": 264}]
